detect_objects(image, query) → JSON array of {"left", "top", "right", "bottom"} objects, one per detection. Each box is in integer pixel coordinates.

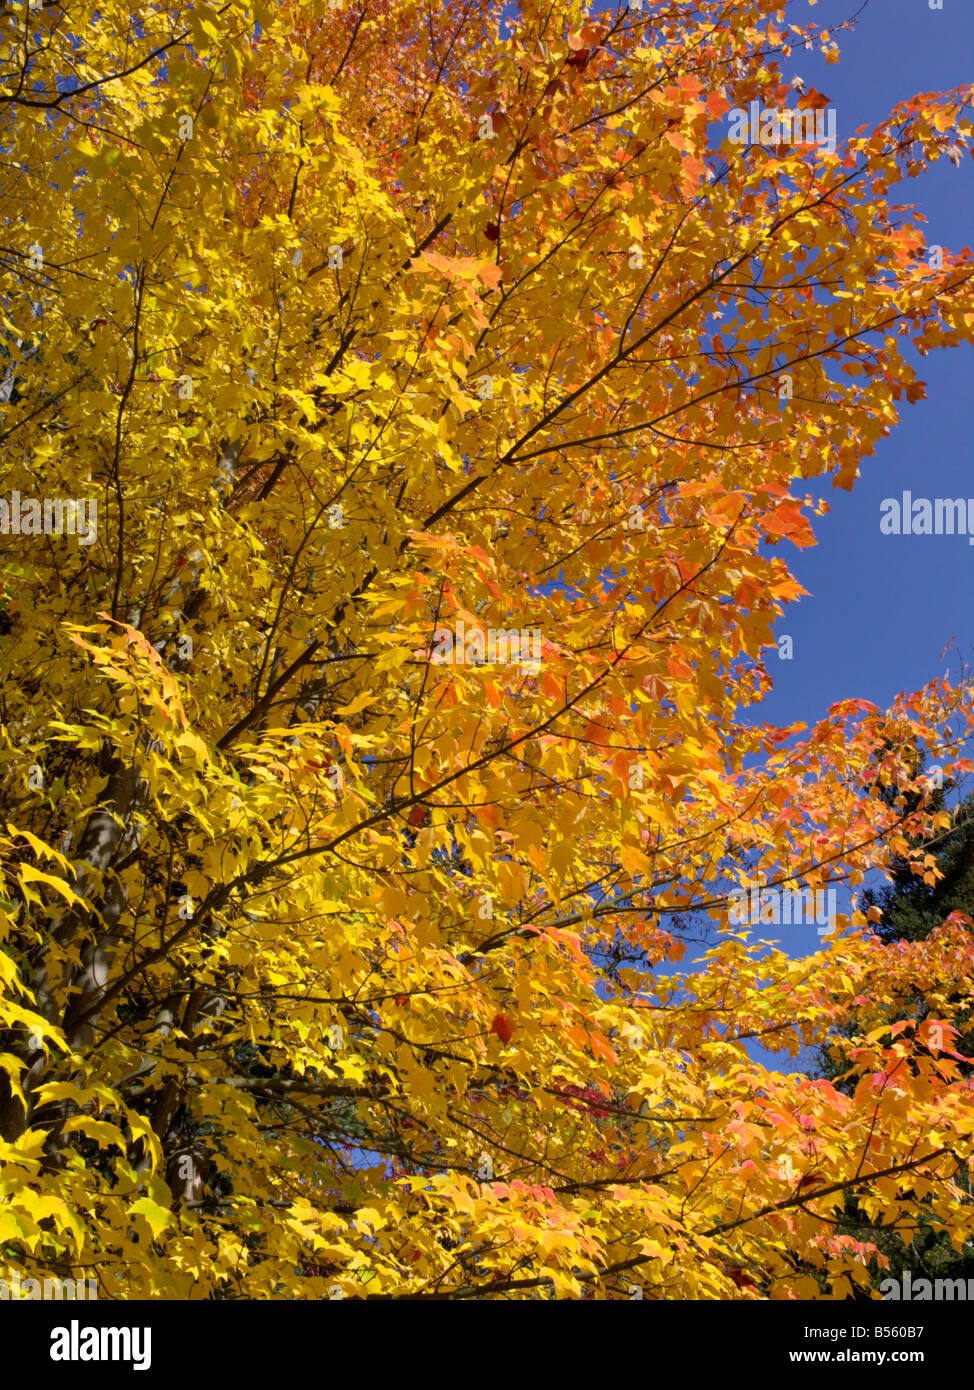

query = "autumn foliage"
[{"left": 1, "top": 0, "right": 974, "bottom": 1299}]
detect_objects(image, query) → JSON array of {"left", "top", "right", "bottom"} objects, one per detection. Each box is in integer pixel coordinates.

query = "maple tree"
[{"left": 1, "top": 0, "right": 974, "bottom": 1301}]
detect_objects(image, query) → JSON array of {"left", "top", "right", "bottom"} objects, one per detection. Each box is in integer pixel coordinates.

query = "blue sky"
[{"left": 750, "top": 0, "right": 974, "bottom": 729}]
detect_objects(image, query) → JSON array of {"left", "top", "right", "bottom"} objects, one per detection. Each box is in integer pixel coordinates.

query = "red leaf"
[
  {"left": 489, "top": 1012, "right": 515, "bottom": 1044},
  {"left": 484, "top": 222, "right": 500, "bottom": 243}
]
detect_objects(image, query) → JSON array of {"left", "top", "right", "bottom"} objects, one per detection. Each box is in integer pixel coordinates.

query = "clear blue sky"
[{"left": 752, "top": 0, "right": 974, "bottom": 729}]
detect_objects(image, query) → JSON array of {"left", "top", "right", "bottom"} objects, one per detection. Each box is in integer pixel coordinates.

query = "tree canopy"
[{"left": 1, "top": 0, "right": 974, "bottom": 1300}]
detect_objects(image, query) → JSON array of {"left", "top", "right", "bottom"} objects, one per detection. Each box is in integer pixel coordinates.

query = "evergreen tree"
[{"left": 819, "top": 774, "right": 974, "bottom": 1292}]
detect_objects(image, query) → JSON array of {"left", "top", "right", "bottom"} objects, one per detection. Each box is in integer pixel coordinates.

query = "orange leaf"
[{"left": 489, "top": 1013, "right": 515, "bottom": 1044}]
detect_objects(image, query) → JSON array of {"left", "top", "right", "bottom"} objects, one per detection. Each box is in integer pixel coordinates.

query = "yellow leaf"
[
  {"left": 17, "top": 864, "right": 83, "bottom": 906},
  {"left": 128, "top": 1197, "right": 173, "bottom": 1240}
]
